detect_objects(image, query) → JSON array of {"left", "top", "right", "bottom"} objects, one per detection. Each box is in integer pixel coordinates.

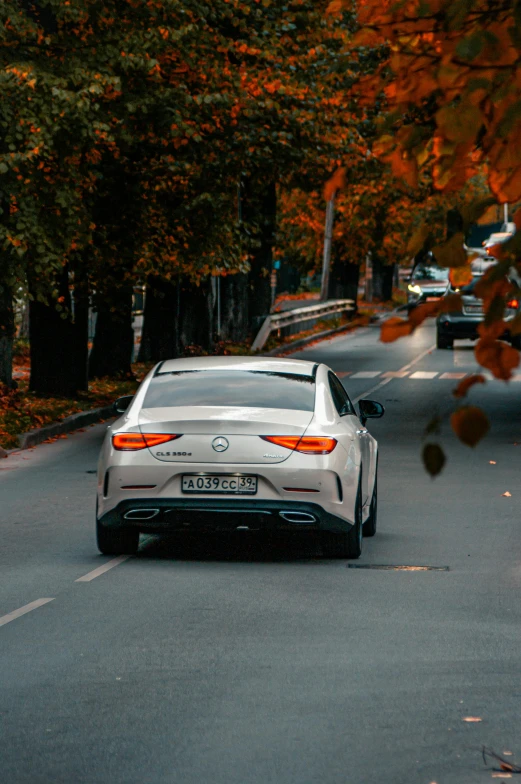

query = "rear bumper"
[
  {"left": 437, "top": 316, "right": 512, "bottom": 340},
  {"left": 97, "top": 498, "right": 354, "bottom": 534}
]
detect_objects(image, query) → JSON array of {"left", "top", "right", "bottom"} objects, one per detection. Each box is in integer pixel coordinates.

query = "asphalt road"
[{"left": 2, "top": 321, "right": 521, "bottom": 784}]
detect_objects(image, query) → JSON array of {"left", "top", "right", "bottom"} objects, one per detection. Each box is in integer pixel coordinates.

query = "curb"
[{"left": 2, "top": 405, "right": 115, "bottom": 457}]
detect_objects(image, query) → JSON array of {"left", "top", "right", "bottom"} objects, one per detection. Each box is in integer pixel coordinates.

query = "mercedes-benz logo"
[{"left": 212, "top": 437, "right": 229, "bottom": 452}]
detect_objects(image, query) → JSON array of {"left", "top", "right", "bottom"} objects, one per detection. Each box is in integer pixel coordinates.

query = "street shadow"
[{"left": 136, "top": 530, "right": 330, "bottom": 564}]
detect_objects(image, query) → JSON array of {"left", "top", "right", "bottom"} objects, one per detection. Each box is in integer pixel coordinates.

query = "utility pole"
[{"left": 320, "top": 193, "right": 335, "bottom": 302}]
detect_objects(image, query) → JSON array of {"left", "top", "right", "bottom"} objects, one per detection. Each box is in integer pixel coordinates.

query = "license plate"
[
  {"left": 182, "top": 474, "right": 258, "bottom": 494},
  {"left": 464, "top": 305, "right": 483, "bottom": 314},
  {"left": 426, "top": 296, "right": 440, "bottom": 301}
]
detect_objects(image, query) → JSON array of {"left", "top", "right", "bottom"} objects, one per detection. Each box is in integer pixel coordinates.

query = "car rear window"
[
  {"left": 412, "top": 265, "right": 449, "bottom": 281},
  {"left": 143, "top": 370, "right": 316, "bottom": 411}
]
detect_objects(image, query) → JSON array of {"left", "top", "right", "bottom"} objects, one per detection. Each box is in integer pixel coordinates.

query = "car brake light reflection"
[
  {"left": 261, "top": 436, "right": 337, "bottom": 455},
  {"left": 113, "top": 433, "right": 182, "bottom": 451}
]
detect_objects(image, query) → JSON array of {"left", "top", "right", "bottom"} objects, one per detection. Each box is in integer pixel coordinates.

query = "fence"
[{"left": 251, "top": 299, "right": 355, "bottom": 352}]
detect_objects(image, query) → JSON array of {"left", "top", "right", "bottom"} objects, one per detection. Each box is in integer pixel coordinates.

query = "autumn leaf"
[
  {"left": 408, "top": 300, "right": 441, "bottom": 328},
  {"left": 453, "top": 374, "right": 486, "bottom": 398},
  {"left": 439, "top": 293, "right": 462, "bottom": 313},
  {"left": 475, "top": 338, "right": 520, "bottom": 380},
  {"left": 324, "top": 167, "right": 347, "bottom": 201},
  {"left": 325, "top": 0, "right": 347, "bottom": 16},
  {"left": 433, "top": 233, "right": 468, "bottom": 268},
  {"left": 451, "top": 406, "right": 490, "bottom": 447},
  {"left": 422, "top": 443, "right": 446, "bottom": 477},
  {"left": 380, "top": 317, "right": 413, "bottom": 343},
  {"left": 503, "top": 491, "right": 512, "bottom": 497},
  {"left": 449, "top": 265, "right": 473, "bottom": 288},
  {"left": 407, "top": 224, "right": 430, "bottom": 256}
]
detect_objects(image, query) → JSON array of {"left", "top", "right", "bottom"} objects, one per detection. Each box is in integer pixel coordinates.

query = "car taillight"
[
  {"left": 507, "top": 298, "right": 519, "bottom": 309},
  {"left": 261, "top": 436, "right": 337, "bottom": 455},
  {"left": 112, "top": 433, "right": 182, "bottom": 451}
]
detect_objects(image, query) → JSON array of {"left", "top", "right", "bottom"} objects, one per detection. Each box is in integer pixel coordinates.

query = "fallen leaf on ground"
[
  {"left": 463, "top": 716, "right": 482, "bottom": 722},
  {"left": 502, "top": 491, "right": 512, "bottom": 497}
]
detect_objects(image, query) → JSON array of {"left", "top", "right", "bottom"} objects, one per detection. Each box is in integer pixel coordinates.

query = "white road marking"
[
  {"left": 351, "top": 344, "right": 436, "bottom": 404},
  {"left": 75, "top": 555, "right": 130, "bottom": 583},
  {"left": 398, "top": 345, "right": 437, "bottom": 372},
  {"left": 439, "top": 372, "right": 467, "bottom": 380},
  {"left": 351, "top": 371, "right": 382, "bottom": 379},
  {"left": 0, "top": 598, "right": 54, "bottom": 628},
  {"left": 409, "top": 371, "right": 438, "bottom": 379},
  {"left": 353, "top": 378, "right": 392, "bottom": 404},
  {"left": 381, "top": 371, "right": 409, "bottom": 378},
  {"left": 511, "top": 374, "right": 521, "bottom": 382}
]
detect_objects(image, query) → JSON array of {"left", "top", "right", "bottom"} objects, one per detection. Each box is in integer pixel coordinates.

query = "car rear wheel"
[
  {"left": 96, "top": 519, "right": 140, "bottom": 555},
  {"left": 363, "top": 473, "right": 377, "bottom": 538},
  {"left": 436, "top": 330, "right": 453, "bottom": 349},
  {"left": 321, "top": 481, "right": 363, "bottom": 559}
]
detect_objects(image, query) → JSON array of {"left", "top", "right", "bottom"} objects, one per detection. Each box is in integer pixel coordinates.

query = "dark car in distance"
[{"left": 436, "top": 276, "right": 521, "bottom": 349}]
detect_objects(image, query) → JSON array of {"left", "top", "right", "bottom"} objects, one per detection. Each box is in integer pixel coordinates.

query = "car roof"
[{"left": 156, "top": 356, "right": 318, "bottom": 377}]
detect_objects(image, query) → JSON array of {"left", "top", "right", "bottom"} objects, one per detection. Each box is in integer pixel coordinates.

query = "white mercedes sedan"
[{"left": 96, "top": 356, "right": 384, "bottom": 558}]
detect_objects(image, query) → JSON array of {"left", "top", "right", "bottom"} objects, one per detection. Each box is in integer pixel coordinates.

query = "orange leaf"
[
  {"left": 380, "top": 317, "right": 413, "bottom": 343},
  {"left": 451, "top": 406, "right": 490, "bottom": 447},
  {"left": 475, "top": 338, "right": 519, "bottom": 380},
  {"left": 433, "top": 233, "right": 468, "bottom": 268},
  {"left": 324, "top": 167, "right": 347, "bottom": 201},
  {"left": 325, "top": 0, "right": 346, "bottom": 16},
  {"left": 453, "top": 374, "right": 486, "bottom": 398},
  {"left": 408, "top": 301, "right": 441, "bottom": 327},
  {"left": 449, "top": 266, "right": 473, "bottom": 288},
  {"left": 439, "top": 293, "right": 462, "bottom": 313}
]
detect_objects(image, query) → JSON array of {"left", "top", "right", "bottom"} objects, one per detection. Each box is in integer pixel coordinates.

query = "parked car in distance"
[
  {"left": 407, "top": 261, "right": 449, "bottom": 309},
  {"left": 96, "top": 356, "right": 385, "bottom": 559},
  {"left": 436, "top": 275, "right": 521, "bottom": 349}
]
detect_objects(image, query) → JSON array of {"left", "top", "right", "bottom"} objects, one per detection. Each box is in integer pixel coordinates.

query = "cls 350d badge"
[{"left": 156, "top": 451, "right": 193, "bottom": 456}]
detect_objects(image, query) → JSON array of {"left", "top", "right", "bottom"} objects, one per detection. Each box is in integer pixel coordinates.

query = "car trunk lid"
[{"left": 138, "top": 406, "right": 313, "bottom": 464}]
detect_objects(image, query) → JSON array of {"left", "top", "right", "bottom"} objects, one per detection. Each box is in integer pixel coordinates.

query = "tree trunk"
[
  {"left": 177, "top": 277, "right": 214, "bottom": 354},
  {"left": 138, "top": 276, "right": 178, "bottom": 363},
  {"left": 372, "top": 257, "right": 395, "bottom": 302},
  {"left": 29, "top": 267, "right": 87, "bottom": 397},
  {"left": 328, "top": 254, "right": 360, "bottom": 305},
  {"left": 219, "top": 273, "right": 249, "bottom": 343},
  {"left": 89, "top": 285, "right": 134, "bottom": 379},
  {"left": 243, "top": 179, "right": 277, "bottom": 333},
  {"left": 71, "top": 270, "right": 89, "bottom": 393},
  {"left": 0, "top": 286, "right": 14, "bottom": 388}
]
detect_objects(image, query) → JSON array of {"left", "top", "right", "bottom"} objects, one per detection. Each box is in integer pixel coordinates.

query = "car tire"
[
  {"left": 96, "top": 518, "right": 140, "bottom": 555},
  {"left": 363, "top": 472, "right": 377, "bottom": 538},
  {"left": 321, "top": 479, "right": 363, "bottom": 559},
  {"left": 436, "top": 331, "right": 453, "bottom": 349},
  {"left": 510, "top": 334, "right": 521, "bottom": 350}
]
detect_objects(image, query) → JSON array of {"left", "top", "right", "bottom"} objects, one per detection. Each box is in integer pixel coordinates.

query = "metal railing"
[{"left": 251, "top": 299, "right": 355, "bottom": 352}]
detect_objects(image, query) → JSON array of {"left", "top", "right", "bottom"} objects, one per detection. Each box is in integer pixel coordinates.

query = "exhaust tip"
[
  {"left": 279, "top": 511, "right": 316, "bottom": 524},
  {"left": 124, "top": 508, "right": 160, "bottom": 521}
]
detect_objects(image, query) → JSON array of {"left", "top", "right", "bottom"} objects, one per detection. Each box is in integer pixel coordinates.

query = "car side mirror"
[
  {"left": 358, "top": 399, "right": 385, "bottom": 427},
  {"left": 113, "top": 395, "right": 134, "bottom": 415}
]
